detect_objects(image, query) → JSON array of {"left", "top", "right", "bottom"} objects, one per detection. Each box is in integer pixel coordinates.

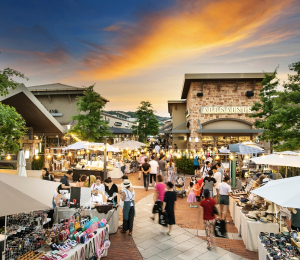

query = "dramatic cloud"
[{"left": 78, "top": 0, "right": 296, "bottom": 80}]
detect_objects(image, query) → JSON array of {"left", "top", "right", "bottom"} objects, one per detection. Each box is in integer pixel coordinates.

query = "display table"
[
  {"left": 54, "top": 207, "right": 119, "bottom": 234},
  {"left": 229, "top": 196, "right": 235, "bottom": 222},
  {"left": 257, "top": 236, "right": 269, "bottom": 260},
  {"left": 108, "top": 168, "right": 123, "bottom": 179},
  {"left": 229, "top": 198, "right": 279, "bottom": 251},
  {"left": 73, "top": 169, "right": 104, "bottom": 182}
]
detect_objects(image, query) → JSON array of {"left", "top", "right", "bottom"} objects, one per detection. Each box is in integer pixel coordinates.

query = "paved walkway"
[{"left": 132, "top": 194, "right": 249, "bottom": 260}]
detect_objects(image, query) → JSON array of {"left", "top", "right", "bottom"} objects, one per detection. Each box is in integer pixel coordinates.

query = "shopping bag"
[
  {"left": 158, "top": 209, "right": 169, "bottom": 227},
  {"left": 119, "top": 198, "right": 124, "bottom": 210},
  {"left": 152, "top": 201, "right": 162, "bottom": 214},
  {"left": 214, "top": 219, "right": 226, "bottom": 238}
]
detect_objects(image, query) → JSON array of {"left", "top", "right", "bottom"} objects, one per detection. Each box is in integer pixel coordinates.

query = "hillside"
[{"left": 105, "top": 110, "right": 170, "bottom": 122}]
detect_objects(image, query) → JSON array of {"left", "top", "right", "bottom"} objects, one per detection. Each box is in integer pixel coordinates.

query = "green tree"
[
  {"left": 0, "top": 68, "right": 27, "bottom": 155},
  {"left": 248, "top": 69, "right": 282, "bottom": 149},
  {"left": 132, "top": 101, "right": 159, "bottom": 142},
  {"left": 272, "top": 62, "right": 300, "bottom": 150},
  {"left": 68, "top": 85, "right": 111, "bottom": 142}
]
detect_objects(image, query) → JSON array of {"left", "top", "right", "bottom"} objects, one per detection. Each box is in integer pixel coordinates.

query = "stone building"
[{"left": 164, "top": 73, "right": 269, "bottom": 150}]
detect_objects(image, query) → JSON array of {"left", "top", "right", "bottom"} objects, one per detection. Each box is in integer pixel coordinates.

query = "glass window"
[
  {"left": 202, "top": 136, "right": 214, "bottom": 149},
  {"left": 239, "top": 136, "right": 251, "bottom": 142},
  {"left": 226, "top": 136, "right": 238, "bottom": 144},
  {"left": 215, "top": 136, "right": 226, "bottom": 148}
]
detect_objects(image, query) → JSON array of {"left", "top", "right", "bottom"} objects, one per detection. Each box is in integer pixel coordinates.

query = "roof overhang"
[
  {"left": 181, "top": 72, "right": 271, "bottom": 99},
  {"left": 168, "top": 99, "right": 186, "bottom": 114},
  {"left": 196, "top": 129, "right": 264, "bottom": 134},
  {"left": 0, "top": 84, "right": 65, "bottom": 134}
]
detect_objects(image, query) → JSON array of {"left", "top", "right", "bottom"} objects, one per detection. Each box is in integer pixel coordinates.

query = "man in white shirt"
[
  {"left": 218, "top": 176, "right": 232, "bottom": 222},
  {"left": 149, "top": 155, "right": 159, "bottom": 186},
  {"left": 212, "top": 164, "right": 222, "bottom": 201},
  {"left": 216, "top": 162, "right": 224, "bottom": 181},
  {"left": 155, "top": 144, "right": 160, "bottom": 154},
  {"left": 200, "top": 161, "right": 211, "bottom": 178}
]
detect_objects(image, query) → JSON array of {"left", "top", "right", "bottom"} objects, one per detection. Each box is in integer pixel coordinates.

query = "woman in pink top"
[{"left": 151, "top": 175, "right": 165, "bottom": 220}]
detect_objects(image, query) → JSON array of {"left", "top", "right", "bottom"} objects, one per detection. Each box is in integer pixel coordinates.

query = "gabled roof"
[
  {"left": 28, "top": 83, "right": 86, "bottom": 91},
  {"left": 0, "top": 84, "right": 65, "bottom": 134}
]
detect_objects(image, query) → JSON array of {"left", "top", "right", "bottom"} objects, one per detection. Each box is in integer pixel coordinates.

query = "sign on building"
[{"left": 200, "top": 106, "right": 252, "bottom": 114}]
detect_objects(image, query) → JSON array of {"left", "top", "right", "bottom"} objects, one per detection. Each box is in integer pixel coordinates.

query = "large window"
[{"left": 203, "top": 136, "right": 251, "bottom": 148}]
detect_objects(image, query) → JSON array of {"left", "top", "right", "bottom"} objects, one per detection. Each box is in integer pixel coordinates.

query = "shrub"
[
  {"left": 32, "top": 153, "right": 44, "bottom": 170},
  {"left": 174, "top": 156, "right": 194, "bottom": 175}
]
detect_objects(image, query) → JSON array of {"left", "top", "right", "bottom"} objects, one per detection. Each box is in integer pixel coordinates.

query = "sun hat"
[{"left": 123, "top": 179, "right": 132, "bottom": 188}]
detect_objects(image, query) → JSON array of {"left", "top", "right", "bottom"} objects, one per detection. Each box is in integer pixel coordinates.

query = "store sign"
[{"left": 200, "top": 106, "right": 252, "bottom": 114}]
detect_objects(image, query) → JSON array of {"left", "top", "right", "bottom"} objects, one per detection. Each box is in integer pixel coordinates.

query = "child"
[
  {"left": 187, "top": 182, "right": 197, "bottom": 207},
  {"left": 194, "top": 179, "right": 202, "bottom": 202}
]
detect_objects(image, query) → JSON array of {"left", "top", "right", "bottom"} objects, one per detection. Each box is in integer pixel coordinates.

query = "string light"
[
  {"left": 35, "top": 155, "right": 39, "bottom": 159},
  {"left": 245, "top": 154, "right": 249, "bottom": 159},
  {"left": 152, "top": 149, "right": 155, "bottom": 153},
  {"left": 58, "top": 153, "right": 61, "bottom": 157},
  {"left": 229, "top": 154, "right": 234, "bottom": 160},
  {"left": 77, "top": 151, "right": 80, "bottom": 155},
  {"left": 86, "top": 149, "right": 90, "bottom": 153},
  {"left": 47, "top": 154, "right": 51, "bottom": 159},
  {"left": 216, "top": 155, "right": 219, "bottom": 160},
  {"left": 68, "top": 152, "right": 72, "bottom": 156},
  {"left": 6, "top": 154, "right": 11, "bottom": 160}
]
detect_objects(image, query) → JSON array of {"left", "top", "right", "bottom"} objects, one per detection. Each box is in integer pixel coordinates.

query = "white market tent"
[
  {"left": 273, "top": 151, "right": 299, "bottom": 155},
  {"left": 62, "top": 142, "right": 103, "bottom": 150},
  {"left": 251, "top": 176, "right": 300, "bottom": 208},
  {"left": 17, "top": 149, "right": 27, "bottom": 177},
  {"left": 250, "top": 154, "right": 300, "bottom": 168},
  {"left": 111, "top": 140, "right": 146, "bottom": 150}
]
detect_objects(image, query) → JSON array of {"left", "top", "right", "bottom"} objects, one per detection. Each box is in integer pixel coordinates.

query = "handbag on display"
[
  {"left": 85, "top": 240, "right": 96, "bottom": 260},
  {"left": 69, "top": 222, "right": 75, "bottom": 234},
  {"left": 74, "top": 220, "right": 81, "bottom": 230}
]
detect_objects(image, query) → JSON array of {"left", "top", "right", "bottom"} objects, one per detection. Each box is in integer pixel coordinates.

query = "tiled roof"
[{"left": 27, "top": 83, "right": 86, "bottom": 91}]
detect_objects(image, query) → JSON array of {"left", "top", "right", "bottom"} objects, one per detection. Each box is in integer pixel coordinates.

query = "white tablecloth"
[
  {"left": 108, "top": 168, "right": 123, "bottom": 178},
  {"left": 234, "top": 203, "right": 243, "bottom": 235},
  {"left": 240, "top": 210, "right": 279, "bottom": 251},
  {"left": 54, "top": 207, "right": 119, "bottom": 234},
  {"left": 229, "top": 196, "right": 235, "bottom": 221},
  {"left": 257, "top": 236, "right": 269, "bottom": 260}
]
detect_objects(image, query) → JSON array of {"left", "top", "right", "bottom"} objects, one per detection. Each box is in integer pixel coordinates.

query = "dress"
[
  {"left": 187, "top": 188, "right": 197, "bottom": 203},
  {"left": 167, "top": 163, "right": 176, "bottom": 183},
  {"left": 163, "top": 191, "right": 177, "bottom": 225}
]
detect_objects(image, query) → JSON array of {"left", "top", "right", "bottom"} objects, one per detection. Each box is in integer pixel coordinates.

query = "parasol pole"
[
  {"left": 285, "top": 166, "right": 287, "bottom": 178},
  {"left": 3, "top": 215, "right": 7, "bottom": 260}
]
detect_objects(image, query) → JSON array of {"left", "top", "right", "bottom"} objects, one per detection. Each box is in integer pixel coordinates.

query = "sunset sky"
[{"left": 1, "top": 0, "right": 300, "bottom": 116}]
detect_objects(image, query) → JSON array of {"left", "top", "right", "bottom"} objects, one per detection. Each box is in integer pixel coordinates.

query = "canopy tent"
[
  {"left": 273, "top": 151, "right": 299, "bottom": 155},
  {"left": 17, "top": 149, "right": 27, "bottom": 177},
  {"left": 220, "top": 143, "right": 264, "bottom": 155},
  {"left": 62, "top": 142, "right": 104, "bottom": 150},
  {"left": 250, "top": 154, "right": 300, "bottom": 168},
  {"left": 218, "top": 148, "right": 230, "bottom": 154},
  {"left": 111, "top": 140, "right": 146, "bottom": 150},
  {"left": 242, "top": 141, "right": 264, "bottom": 149},
  {"left": 251, "top": 176, "right": 300, "bottom": 208}
]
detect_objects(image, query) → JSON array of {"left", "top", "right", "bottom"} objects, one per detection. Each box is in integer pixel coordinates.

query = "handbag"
[
  {"left": 158, "top": 208, "right": 169, "bottom": 227},
  {"left": 74, "top": 220, "right": 81, "bottom": 230},
  {"left": 69, "top": 222, "right": 75, "bottom": 234},
  {"left": 85, "top": 241, "right": 96, "bottom": 260}
]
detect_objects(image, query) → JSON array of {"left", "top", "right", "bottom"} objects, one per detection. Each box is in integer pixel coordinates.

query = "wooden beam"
[
  {"left": 252, "top": 79, "right": 256, "bottom": 91},
  {"left": 218, "top": 80, "right": 221, "bottom": 92},
  {"left": 68, "top": 94, "right": 72, "bottom": 104},
  {"left": 48, "top": 95, "right": 52, "bottom": 104},
  {"left": 235, "top": 80, "right": 238, "bottom": 92},
  {"left": 201, "top": 80, "right": 203, "bottom": 92}
]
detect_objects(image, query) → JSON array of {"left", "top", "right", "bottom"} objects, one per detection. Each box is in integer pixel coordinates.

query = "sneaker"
[
  {"left": 190, "top": 205, "right": 192, "bottom": 208},
  {"left": 193, "top": 206, "right": 198, "bottom": 208},
  {"left": 207, "top": 247, "right": 211, "bottom": 251},
  {"left": 149, "top": 184, "right": 152, "bottom": 187},
  {"left": 167, "top": 232, "right": 171, "bottom": 236}
]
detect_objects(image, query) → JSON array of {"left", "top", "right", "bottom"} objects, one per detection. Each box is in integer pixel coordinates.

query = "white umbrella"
[
  {"left": 17, "top": 149, "right": 27, "bottom": 177},
  {"left": 250, "top": 154, "right": 300, "bottom": 168},
  {"left": 273, "top": 151, "right": 299, "bottom": 155},
  {"left": 111, "top": 140, "right": 146, "bottom": 150},
  {"left": 251, "top": 176, "right": 300, "bottom": 208},
  {"left": 218, "top": 148, "right": 230, "bottom": 154}
]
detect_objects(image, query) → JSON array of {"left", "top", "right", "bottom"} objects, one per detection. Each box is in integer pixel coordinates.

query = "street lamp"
[{"left": 136, "top": 122, "right": 139, "bottom": 141}]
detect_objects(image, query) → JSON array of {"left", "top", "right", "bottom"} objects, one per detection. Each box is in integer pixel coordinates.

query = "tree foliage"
[
  {"left": 68, "top": 85, "right": 111, "bottom": 142},
  {"left": 0, "top": 68, "right": 27, "bottom": 155},
  {"left": 174, "top": 156, "right": 194, "bottom": 174},
  {"left": 249, "top": 62, "right": 300, "bottom": 151},
  {"left": 131, "top": 101, "right": 159, "bottom": 142}
]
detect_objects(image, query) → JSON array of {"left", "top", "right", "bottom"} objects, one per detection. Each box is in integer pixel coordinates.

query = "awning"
[
  {"left": 0, "top": 84, "right": 65, "bottom": 134},
  {"left": 109, "top": 127, "right": 132, "bottom": 134},
  {"left": 196, "top": 129, "right": 263, "bottom": 134}
]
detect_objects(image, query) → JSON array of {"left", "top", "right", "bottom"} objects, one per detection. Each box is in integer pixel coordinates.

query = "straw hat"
[
  {"left": 266, "top": 204, "right": 276, "bottom": 214},
  {"left": 260, "top": 217, "right": 268, "bottom": 223},
  {"left": 247, "top": 211, "right": 258, "bottom": 219},
  {"left": 267, "top": 214, "right": 274, "bottom": 221},
  {"left": 122, "top": 179, "right": 132, "bottom": 188}
]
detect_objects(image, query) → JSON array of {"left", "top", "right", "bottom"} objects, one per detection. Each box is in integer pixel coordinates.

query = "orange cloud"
[{"left": 78, "top": 0, "right": 295, "bottom": 80}]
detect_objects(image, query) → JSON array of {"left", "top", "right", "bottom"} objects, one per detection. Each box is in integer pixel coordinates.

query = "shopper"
[
  {"left": 120, "top": 179, "right": 135, "bottom": 236},
  {"left": 141, "top": 158, "right": 151, "bottom": 191},
  {"left": 212, "top": 165, "right": 222, "bottom": 201},
  {"left": 167, "top": 158, "right": 176, "bottom": 183},
  {"left": 59, "top": 170, "right": 73, "bottom": 190},
  {"left": 138, "top": 152, "right": 147, "bottom": 180},
  {"left": 151, "top": 175, "right": 165, "bottom": 221},
  {"left": 187, "top": 182, "right": 197, "bottom": 208},
  {"left": 200, "top": 161, "right": 211, "bottom": 178},
  {"left": 91, "top": 177, "right": 105, "bottom": 194},
  {"left": 193, "top": 155, "right": 200, "bottom": 176},
  {"left": 200, "top": 189, "right": 216, "bottom": 250},
  {"left": 41, "top": 168, "right": 54, "bottom": 181},
  {"left": 89, "top": 175, "right": 96, "bottom": 187},
  {"left": 200, "top": 170, "right": 216, "bottom": 198},
  {"left": 291, "top": 208, "right": 300, "bottom": 231},
  {"left": 163, "top": 182, "right": 177, "bottom": 236},
  {"left": 104, "top": 177, "right": 118, "bottom": 204},
  {"left": 149, "top": 156, "right": 159, "bottom": 186},
  {"left": 194, "top": 179, "right": 202, "bottom": 202},
  {"left": 218, "top": 176, "right": 231, "bottom": 222},
  {"left": 76, "top": 175, "right": 87, "bottom": 187},
  {"left": 131, "top": 157, "right": 139, "bottom": 173},
  {"left": 158, "top": 155, "right": 168, "bottom": 183},
  {"left": 216, "top": 162, "right": 224, "bottom": 181}
]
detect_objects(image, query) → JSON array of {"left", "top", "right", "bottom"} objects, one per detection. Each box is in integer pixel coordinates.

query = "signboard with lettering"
[{"left": 200, "top": 106, "right": 252, "bottom": 114}]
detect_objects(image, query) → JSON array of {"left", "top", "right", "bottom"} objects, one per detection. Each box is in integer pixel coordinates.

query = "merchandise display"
[
  {"left": 258, "top": 231, "right": 300, "bottom": 260},
  {"left": 1, "top": 210, "right": 110, "bottom": 260}
]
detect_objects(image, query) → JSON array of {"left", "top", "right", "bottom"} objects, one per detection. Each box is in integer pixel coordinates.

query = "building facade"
[
  {"left": 28, "top": 83, "right": 136, "bottom": 144},
  {"left": 165, "top": 73, "right": 268, "bottom": 150}
]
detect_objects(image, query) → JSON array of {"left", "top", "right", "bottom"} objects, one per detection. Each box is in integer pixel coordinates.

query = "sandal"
[
  {"left": 150, "top": 217, "right": 155, "bottom": 221},
  {"left": 120, "top": 230, "right": 126, "bottom": 234},
  {"left": 128, "top": 233, "right": 132, "bottom": 236}
]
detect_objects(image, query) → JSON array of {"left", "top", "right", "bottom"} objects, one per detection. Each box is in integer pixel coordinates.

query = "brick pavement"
[{"left": 106, "top": 171, "right": 258, "bottom": 260}]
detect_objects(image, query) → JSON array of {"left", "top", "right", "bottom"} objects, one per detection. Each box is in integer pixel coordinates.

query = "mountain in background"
[{"left": 105, "top": 110, "right": 170, "bottom": 122}]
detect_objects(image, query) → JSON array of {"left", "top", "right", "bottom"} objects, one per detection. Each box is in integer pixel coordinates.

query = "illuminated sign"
[{"left": 200, "top": 106, "right": 252, "bottom": 114}]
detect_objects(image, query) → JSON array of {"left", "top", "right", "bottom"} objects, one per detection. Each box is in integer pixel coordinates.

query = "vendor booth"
[{"left": 0, "top": 173, "right": 111, "bottom": 260}]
